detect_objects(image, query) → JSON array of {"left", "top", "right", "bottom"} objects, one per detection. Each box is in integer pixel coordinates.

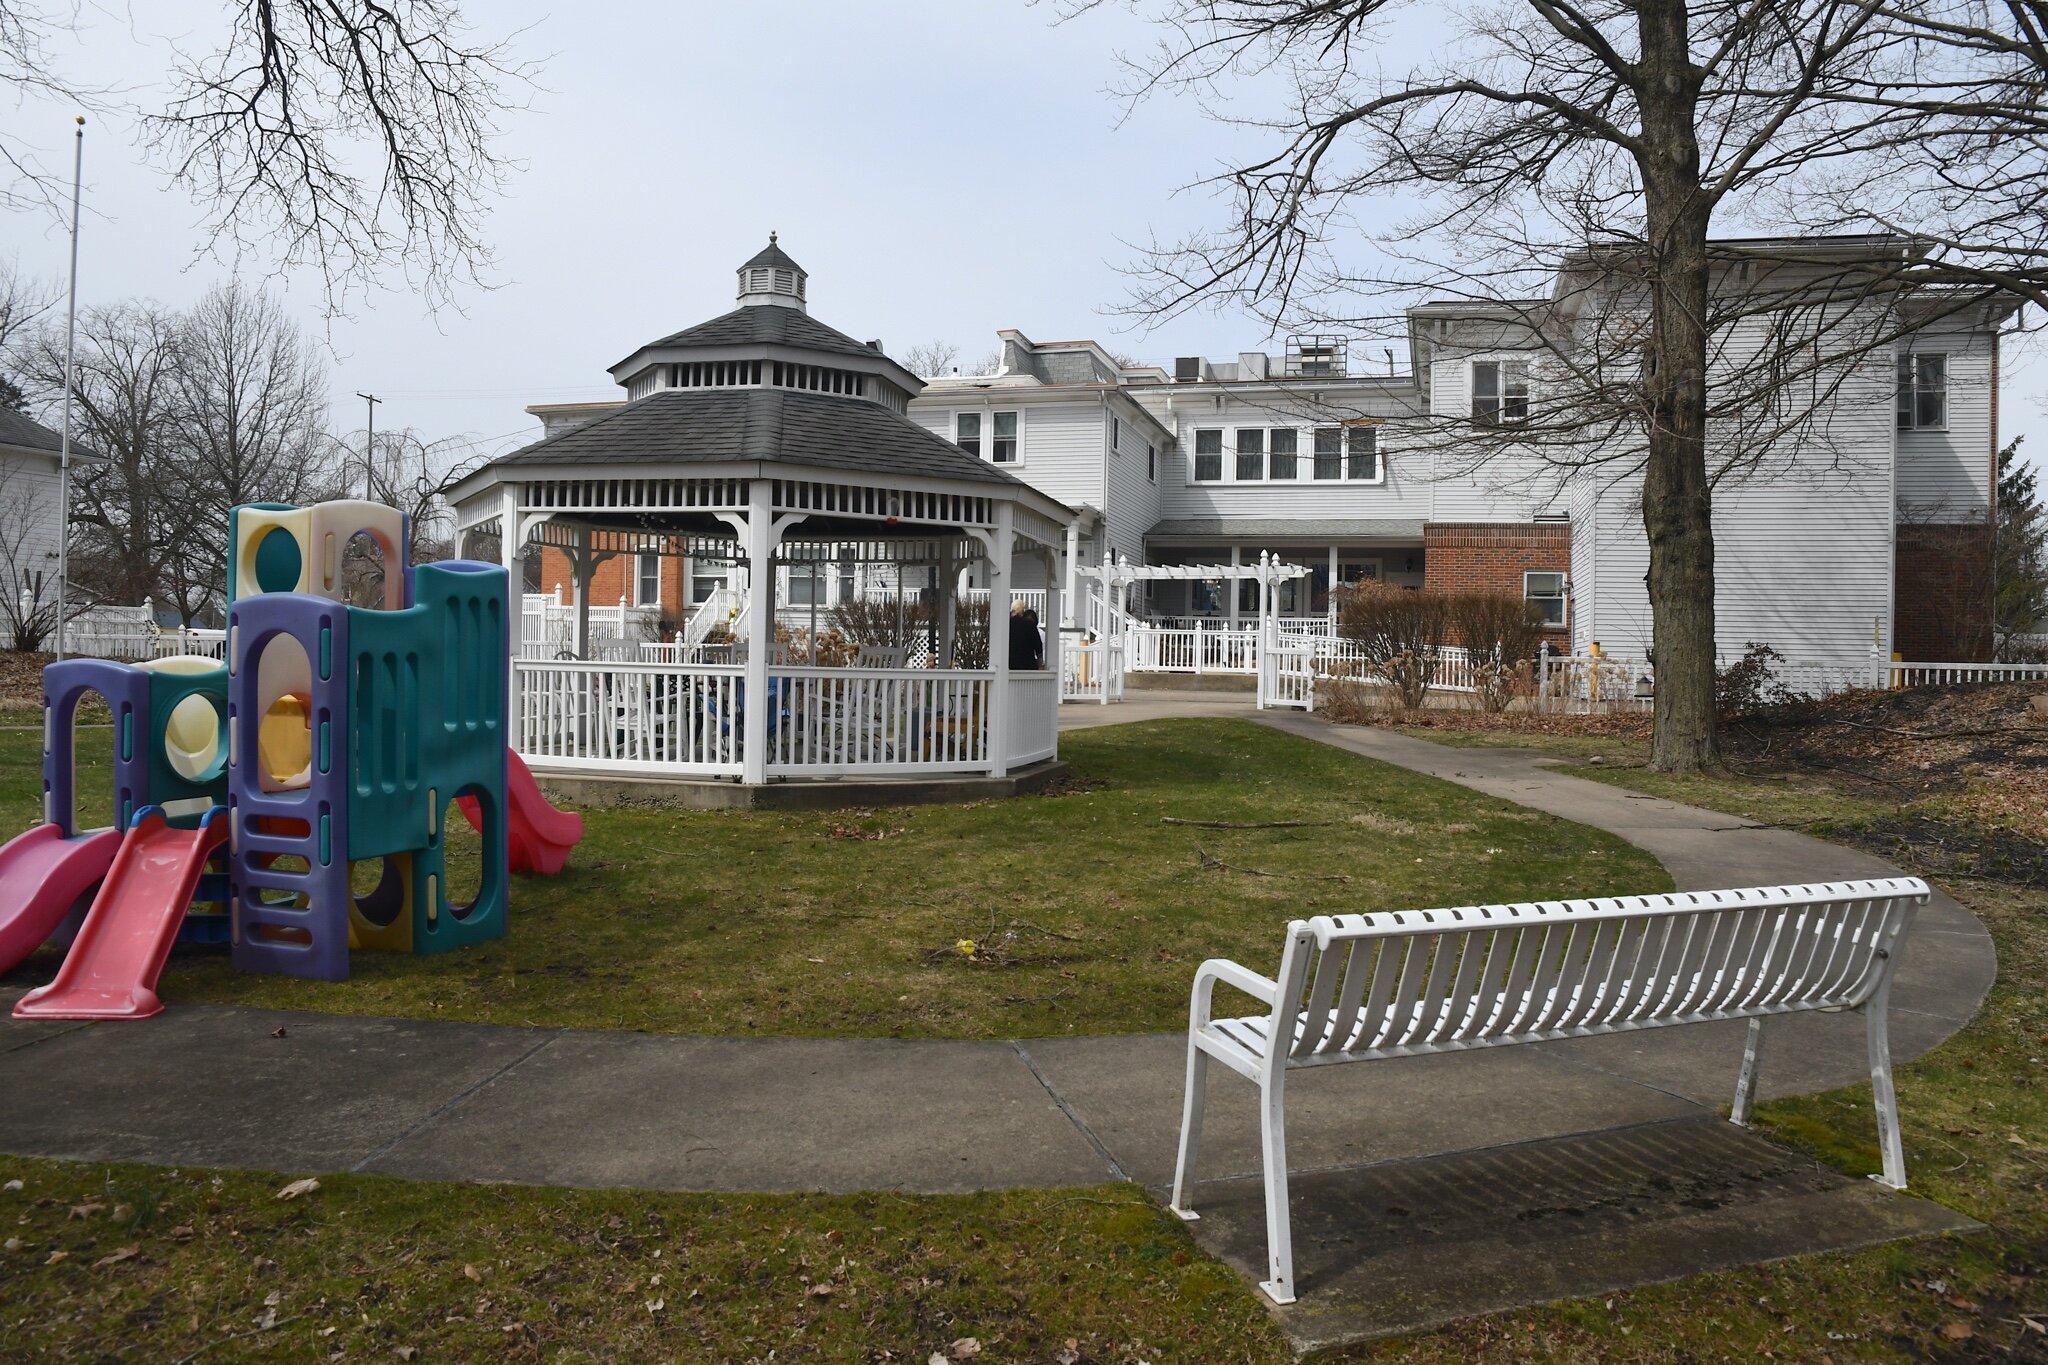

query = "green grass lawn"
[
  {"left": 9, "top": 706, "right": 2044, "bottom": 1359},
  {"left": 1, "top": 717, "right": 1668, "bottom": 1038},
  {"left": 0, "top": 1163, "right": 1285, "bottom": 1363}
]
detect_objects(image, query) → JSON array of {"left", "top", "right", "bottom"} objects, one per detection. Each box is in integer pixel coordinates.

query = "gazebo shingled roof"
[
  {"left": 619, "top": 304, "right": 887, "bottom": 369},
  {"left": 490, "top": 387, "right": 1030, "bottom": 489}
]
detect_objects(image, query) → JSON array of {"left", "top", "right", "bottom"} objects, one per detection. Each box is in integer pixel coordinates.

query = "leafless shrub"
[
  {"left": 1336, "top": 583, "right": 1447, "bottom": 711},
  {"left": 1449, "top": 593, "right": 1547, "bottom": 713}
]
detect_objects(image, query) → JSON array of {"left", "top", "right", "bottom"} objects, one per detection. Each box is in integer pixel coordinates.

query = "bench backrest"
[{"left": 1269, "top": 879, "right": 1927, "bottom": 1066}]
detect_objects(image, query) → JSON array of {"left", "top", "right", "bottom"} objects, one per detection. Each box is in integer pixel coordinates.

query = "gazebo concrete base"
[{"left": 531, "top": 759, "right": 1074, "bottom": 811}]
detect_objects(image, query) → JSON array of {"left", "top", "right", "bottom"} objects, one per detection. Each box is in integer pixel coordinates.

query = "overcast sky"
[{"left": 5, "top": 0, "right": 2044, "bottom": 472}]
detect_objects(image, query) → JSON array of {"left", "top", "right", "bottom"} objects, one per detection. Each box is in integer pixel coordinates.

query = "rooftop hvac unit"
[
  {"left": 1285, "top": 336, "right": 1347, "bottom": 378},
  {"left": 1174, "top": 356, "right": 1203, "bottom": 383}
]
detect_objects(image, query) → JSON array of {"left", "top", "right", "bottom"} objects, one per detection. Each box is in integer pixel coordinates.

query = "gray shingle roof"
[
  {"left": 633, "top": 305, "right": 879, "bottom": 363},
  {"left": 0, "top": 407, "right": 102, "bottom": 461},
  {"left": 491, "top": 387, "right": 1037, "bottom": 491},
  {"left": 741, "top": 237, "right": 803, "bottom": 273},
  {"left": 1147, "top": 517, "right": 1426, "bottom": 540}
]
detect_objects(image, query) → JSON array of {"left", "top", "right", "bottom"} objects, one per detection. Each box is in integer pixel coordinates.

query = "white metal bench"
[{"left": 1170, "top": 878, "right": 1929, "bottom": 1304}]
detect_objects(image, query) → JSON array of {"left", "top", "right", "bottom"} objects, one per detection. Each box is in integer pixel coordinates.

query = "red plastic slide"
[
  {"left": 0, "top": 825, "right": 123, "bottom": 977},
  {"left": 461, "top": 751, "right": 583, "bottom": 875},
  {"left": 14, "top": 807, "right": 229, "bottom": 1021}
]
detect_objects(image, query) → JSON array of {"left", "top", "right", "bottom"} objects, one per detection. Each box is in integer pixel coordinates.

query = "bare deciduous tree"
[
  {"left": 901, "top": 339, "right": 963, "bottom": 378},
  {"left": 1095, "top": 0, "right": 2034, "bottom": 772},
  {"left": 23, "top": 301, "right": 192, "bottom": 612},
  {"left": 158, "top": 281, "right": 332, "bottom": 615},
  {"left": 0, "top": 257, "right": 56, "bottom": 412},
  {"left": 3, "top": 2, "right": 534, "bottom": 314}
]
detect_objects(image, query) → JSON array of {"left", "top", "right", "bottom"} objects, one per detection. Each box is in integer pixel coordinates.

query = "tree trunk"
[{"left": 1636, "top": 0, "right": 1721, "bottom": 774}]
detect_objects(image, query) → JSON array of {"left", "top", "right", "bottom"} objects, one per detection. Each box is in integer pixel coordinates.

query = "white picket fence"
[
  {"left": 1060, "top": 637, "right": 1124, "bottom": 703},
  {"left": 1882, "top": 660, "right": 2048, "bottom": 688}
]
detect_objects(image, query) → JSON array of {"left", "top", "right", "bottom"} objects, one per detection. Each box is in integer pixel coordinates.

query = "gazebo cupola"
[{"left": 737, "top": 234, "right": 807, "bottom": 311}]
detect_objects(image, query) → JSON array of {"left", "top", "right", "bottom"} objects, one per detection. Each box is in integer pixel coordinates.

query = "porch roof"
[{"left": 1146, "top": 516, "right": 1425, "bottom": 542}]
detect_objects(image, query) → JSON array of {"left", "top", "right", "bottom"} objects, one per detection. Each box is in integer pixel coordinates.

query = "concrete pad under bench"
[{"left": 1175, "top": 1116, "right": 1978, "bottom": 1351}]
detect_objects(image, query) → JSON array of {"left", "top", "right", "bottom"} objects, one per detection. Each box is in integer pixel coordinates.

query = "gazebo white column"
[
  {"left": 936, "top": 541, "right": 957, "bottom": 667},
  {"left": 742, "top": 482, "right": 775, "bottom": 784},
  {"left": 570, "top": 527, "right": 598, "bottom": 659},
  {"left": 985, "top": 504, "right": 1014, "bottom": 778},
  {"left": 498, "top": 485, "right": 522, "bottom": 700}
]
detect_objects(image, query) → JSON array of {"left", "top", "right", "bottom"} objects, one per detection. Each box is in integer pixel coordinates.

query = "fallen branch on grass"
[
  {"left": 1821, "top": 719, "right": 2015, "bottom": 741},
  {"left": 1193, "top": 844, "right": 1351, "bottom": 882},
  {"left": 1162, "top": 816, "right": 1336, "bottom": 829}
]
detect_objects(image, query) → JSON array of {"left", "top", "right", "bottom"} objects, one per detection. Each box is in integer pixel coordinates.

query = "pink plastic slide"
[
  {"left": 14, "top": 807, "right": 230, "bottom": 1021},
  {"left": 460, "top": 751, "right": 583, "bottom": 875},
  {"left": 0, "top": 825, "right": 123, "bottom": 977}
]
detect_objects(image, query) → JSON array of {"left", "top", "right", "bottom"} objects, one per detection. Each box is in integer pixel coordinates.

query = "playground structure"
[{"left": 0, "top": 499, "right": 583, "bottom": 1019}]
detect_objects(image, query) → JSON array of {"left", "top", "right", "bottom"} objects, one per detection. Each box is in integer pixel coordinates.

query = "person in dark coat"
[{"left": 1008, "top": 601, "right": 1043, "bottom": 669}]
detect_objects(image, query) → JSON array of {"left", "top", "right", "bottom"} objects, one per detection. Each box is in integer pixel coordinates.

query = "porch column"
[
  {"left": 1041, "top": 545, "right": 1062, "bottom": 712},
  {"left": 569, "top": 527, "right": 596, "bottom": 660},
  {"left": 987, "top": 506, "right": 1014, "bottom": 778},
  {"left": 742, "top": 482, "right": 774, "bottom": 785},
  {"left": 1228, "top": 545, "right": 1241, "bottom": 629},
  {"left": 1328, "top": 544, "right": 1339, "bottom": 631},
  {"left": 1062, "top": 520, "right": 1080, "bottom": 628}
]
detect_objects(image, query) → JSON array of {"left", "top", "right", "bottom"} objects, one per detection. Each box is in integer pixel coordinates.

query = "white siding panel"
[
  {"left": 0, "top": 451, "right": 64, "bottom": 608},
  {"left": 1897, "top": 330, "right": 1995, "bottom": 519}
]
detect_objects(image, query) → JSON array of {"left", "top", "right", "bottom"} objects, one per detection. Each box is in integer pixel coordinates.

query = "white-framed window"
[
  {"left": 1347, "top": 426, "right": 1378, "bottom": 480},
  {"left": 1235, "top": 428, "right": 1265, "bottom": 480},
  {"left": 690, "top": 557, "right": 731, "bottom": 605},
  {"left": 1268, "top": 428, "right": 1298, "bottom": 479},
  {"left": 1473, "top": 359, "right": 1530, "bottom": 424},
  {"left": 1110, "top": 416, "right": 1121, "bottom": 453},
  {"left": 955, "top": 410, "right": 1021, "bottom": 463},
  {"left": 787, "top": 562, "right": 826, "bottom": 607},
  {"left": 1313, "top": 427, "right": 1343, "bottom": 480},
  {"left": 1524, "top": 570, "right": 1566, "bottom": 627},
  {"left": 1897, "top": 353, "right": 1947, "bottom": 430},
  {"left": 635, "top": 552, "right": 661, "bottom": 607},
  {"left": 1196, "top": 425, "right": 1385, "bottom": 483},
  {"left": 1147, "top": 443, "right": 1157, "bottom": 483}
]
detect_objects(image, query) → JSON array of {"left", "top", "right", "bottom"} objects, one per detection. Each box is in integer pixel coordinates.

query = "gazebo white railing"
[{"left": 458, "top": 473, "right": 1072, "bottom": 785}]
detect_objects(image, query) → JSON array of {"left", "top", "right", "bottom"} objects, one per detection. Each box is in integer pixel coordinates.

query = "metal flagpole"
[{"left": 54, "top": 116, "right": 84, "bottom": 662}]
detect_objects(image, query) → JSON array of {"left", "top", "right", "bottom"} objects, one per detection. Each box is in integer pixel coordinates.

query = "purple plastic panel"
[
  {"left": 226, "top": 593, "right": 353, "bottom": 982},
  {"left": 42, "top": 659, "right": 150, "bottom": 836}
]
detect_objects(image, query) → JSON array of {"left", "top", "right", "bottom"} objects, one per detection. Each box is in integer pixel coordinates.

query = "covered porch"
[{"left": 1138, "top": 517, "right": 1427, "bottom": 631}]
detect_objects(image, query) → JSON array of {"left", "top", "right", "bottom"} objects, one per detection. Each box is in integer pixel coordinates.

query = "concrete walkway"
[{"left": 0, "top": 701, "right": 1996, "bottom": 1344}]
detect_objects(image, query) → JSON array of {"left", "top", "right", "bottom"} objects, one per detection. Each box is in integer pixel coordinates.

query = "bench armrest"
[{"left": 1190, "top": 958, "right": 1279, "bottom": 1030}]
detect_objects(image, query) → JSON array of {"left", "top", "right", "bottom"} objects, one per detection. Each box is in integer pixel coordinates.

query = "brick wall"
[
  {"left": 535, "top": 546, "right": 688, "bottom": 633},
  {"left": 1421, "top": 522, "right": 1572, "bottom": 633},
  {"left": 1895, "top": 524, "right": 1993, "bottom": 661}
]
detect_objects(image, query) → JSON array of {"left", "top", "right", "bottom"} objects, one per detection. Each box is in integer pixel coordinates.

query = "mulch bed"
[{"left": 0, "top": 652, "right": 51, "bottom": 709}]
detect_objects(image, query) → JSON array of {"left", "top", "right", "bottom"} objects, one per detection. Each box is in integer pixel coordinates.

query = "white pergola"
[
  {"left": 1074, "top": 552, "right": 1309, "bottom": 707},
  {"left": 451, "top": 462, "right": 1073, "bottom": 786}
]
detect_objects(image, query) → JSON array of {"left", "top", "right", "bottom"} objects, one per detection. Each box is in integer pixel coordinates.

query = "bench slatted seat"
[{"left": 1170, "top": 878, "right": 1928, "bottom": 1305}]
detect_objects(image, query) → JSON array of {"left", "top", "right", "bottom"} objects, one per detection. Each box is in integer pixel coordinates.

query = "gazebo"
[{"left": 448, "top": 239, "right": 1075, "bottom": 795}]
